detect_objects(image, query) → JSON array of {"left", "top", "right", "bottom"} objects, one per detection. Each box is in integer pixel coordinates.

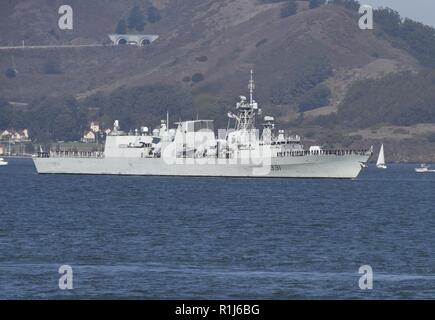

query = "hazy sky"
[{"left": 361, "top": 0, "right": 435, "bottom": 27}]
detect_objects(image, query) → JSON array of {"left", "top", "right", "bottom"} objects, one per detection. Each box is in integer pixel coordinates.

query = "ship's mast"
[{"left": 235, "top": 70, "right": 259, "bottom": 131}]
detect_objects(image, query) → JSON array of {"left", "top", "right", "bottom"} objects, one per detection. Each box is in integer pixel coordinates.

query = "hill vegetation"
[
  {"left": 374, "top": 8, "right": 435, "bottom": 68},
  {"left": 316, "top": 70, "right": 435, "bottom": 128},
  {"left": 270, "top": 54, "right": 332, "bottom": 106},
  {"left": 116, "top": 5, "right": 162, "bottom": 33},
  {"left": 331, "top": 0, "right": 435, "bottom": 68}
]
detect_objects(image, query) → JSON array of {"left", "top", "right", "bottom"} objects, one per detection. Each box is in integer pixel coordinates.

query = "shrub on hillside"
[
  {"left": 192, "top": 73, "right": 205, "bottom": 83},
  {"left": 5, "top": 68, "right": 17, "bottom": 78},
  {"left": 259, "top": 0, "right": 287, "bottom": 3},
  {"left": 427, "top": 133, "right": 435, "bottom": 143},
  {"left": 195, "top": 56, "right": 208, "bottom": 62},
  {"left": 128, "top": 6, "right": 146, "bottom": 31},
  {"left": 280, "top": 0, "right": 297, "bottom": 18},
  {"left": 42, "top": 59, "right": 63, "bottom": 75},
  {"left": 115, "top": 19, "right": 127, "bottom": 34},
  {"left": 147, "top": 6, "right": 161, "bottom": 23},
  {"left": 309, "top": 0, "right": 326, "bottom": 9},
  {"left": 329, "top": 0, "right": 360, "bottom": 11},
  {"left": 298, "top": 84, "right": 331, "bottom": 112}
]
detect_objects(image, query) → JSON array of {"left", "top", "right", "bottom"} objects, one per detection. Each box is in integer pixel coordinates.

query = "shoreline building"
[{"left": 0, "top": 129, "right": 30, "bottom": 142}]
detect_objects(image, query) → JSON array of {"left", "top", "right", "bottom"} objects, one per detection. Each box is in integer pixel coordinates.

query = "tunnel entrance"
[{"left": 117, "top": 38, "right": 127, "bottom": 45}]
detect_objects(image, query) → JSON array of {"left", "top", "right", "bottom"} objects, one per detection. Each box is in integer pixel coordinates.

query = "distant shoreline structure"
[{"left": 107, "top": 34, "right": 159, "bottom": 47}]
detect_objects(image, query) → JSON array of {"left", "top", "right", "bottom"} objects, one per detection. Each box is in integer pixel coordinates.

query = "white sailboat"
[
  {"left": 0, "top": 157, "right": 8, "bottom": 166},
  {"left": 376, "top": 144, "right": 387, "bottom": 169}
]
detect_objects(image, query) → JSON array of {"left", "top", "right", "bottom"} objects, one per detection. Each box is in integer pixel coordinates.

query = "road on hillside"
[{"left": 0, "top": 44, "right": 105, "bottom": 50}]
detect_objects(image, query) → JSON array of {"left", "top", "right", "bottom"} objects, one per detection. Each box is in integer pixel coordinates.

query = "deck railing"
[
  {"left": 37, "top": 151, "right": 105, "bottom": 158},
  {"left": 38, "top": 148, "right": 371, "bottom": 159},
  {"left": 276, "top": 149, "right": 371, "bottom": 158}
]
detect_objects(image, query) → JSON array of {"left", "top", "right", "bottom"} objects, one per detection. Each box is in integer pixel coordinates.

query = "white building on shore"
[{"left": 0, "top": 129, "right": 30, "bottom": 142}]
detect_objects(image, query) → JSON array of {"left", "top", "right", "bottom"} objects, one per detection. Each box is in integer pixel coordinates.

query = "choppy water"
[{"left": 0, "top": 158, "right": 434, "bottom": 299}]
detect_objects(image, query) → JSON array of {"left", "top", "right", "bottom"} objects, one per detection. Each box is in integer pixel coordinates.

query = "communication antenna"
[{"left": 249, "top": 69, "right": 255, "bottom": 105}]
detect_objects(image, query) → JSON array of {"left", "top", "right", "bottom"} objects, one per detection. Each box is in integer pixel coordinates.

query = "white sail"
[{"left": 377, "top": 144, "right": 386, "bottom": 168}]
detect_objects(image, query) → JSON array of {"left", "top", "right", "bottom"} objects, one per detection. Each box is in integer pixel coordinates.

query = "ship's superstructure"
[{"left": 33, "top": 71, "right": 372, "bottom": 178}]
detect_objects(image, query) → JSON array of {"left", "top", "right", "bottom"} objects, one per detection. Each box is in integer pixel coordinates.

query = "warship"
[{"left": 33, "top": 71, "right": 372, "bottom": 178}]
